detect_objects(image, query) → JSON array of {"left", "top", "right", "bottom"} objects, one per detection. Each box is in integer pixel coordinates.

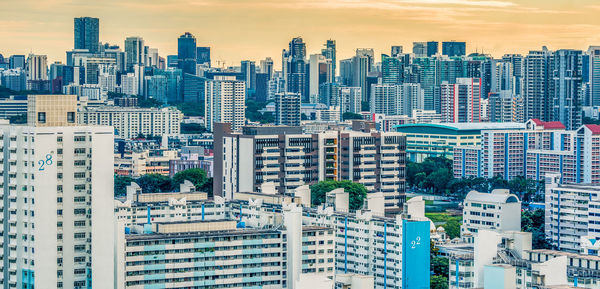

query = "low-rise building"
[{"left": 461, "top": 189, "right": 521, "bottom": 237}]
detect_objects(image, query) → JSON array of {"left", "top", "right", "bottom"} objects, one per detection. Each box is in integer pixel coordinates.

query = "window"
[
  {"left": 67, "top": 112, "right": 75, "bottom": 123},
  {"left": 38, "top": 112, "right": 46, "bottom": 123}
]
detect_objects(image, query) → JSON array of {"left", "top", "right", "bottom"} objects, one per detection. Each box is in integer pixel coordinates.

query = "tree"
[
  {"left": 172, "top": 169, "right": 208, "bottom": 191},
  {"left": 443, "top": 218, "right": 461, "bottom": 239},
  {"left": 114, "top": 175, "right": 134, "bottom": 197},
  {"left": 201, "top": 177, "right": 213, "bottom": 197},
  {"left": 136, "top": 95, "right": 163, "bottom": 108},
  {"left": 522, "top": 209, "right": 551, "bottom": 249},
  {"left": 342, "top": 112, "right": 363, "bottom": 121},
  {"left": 246, "top": 100, "right": 274, "bottom": 123},
  {"left": 135, "top": 174, "right": 173, "bottom": 193},
  {"left": 180, "top": 123, "right": 207, "bottom": 134},
  {"left": 431, "top": 256, "right": 449, "bottom": 276},
  {"left": 430, "top": 275, "right": 449, "bottom": 289},
  {"left": 176, "top": 103, "right": 204, "bottom": 116},
  {"left": 310, "top": 180, "right": 368, "bottom": 210}
]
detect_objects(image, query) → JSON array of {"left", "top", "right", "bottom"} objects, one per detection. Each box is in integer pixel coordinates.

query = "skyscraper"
[
  {"left": 426, "top": 41, "right": 439, "bottom": 57},
  {"left": 9, "top": 55, "right": 26, "bottom": 69},
  {"left": 0, "top": 94, "right": 115, "bottom": 288},
  {"left": 275, "top": 92, "right": 301, "bottom": 126},
  {"left": 308, "top": 54, "right": 330, "bottom": 103},
  {"left": 124, "top": 36, "right": 144, "bottom": 72},
  {"left": 381, "top": 54, "right": 403, "bottom": 85},
  {"left": 26, "top": 54, "right": 48, "bottom": 81},
  {"left": 391, "top": 45, "right": 403, "bottom": 57},
  {"left": 442, "top": 41, "right": 466, "bottom": 57},
  {"left": 283, "top": 37, "right": 308, "bottom": 101},
  {"left": 353, "top": 49, "right": 374, "bottom": 102},
  {"left": 441, "top": 78, "right": 482, "bottom": 122},
  {"left": 321, "top": 39, "right": 336, "bottom": 80},
  {"left": 587, "top": 46, "right": 600, "bottom": 106},
  {"left": 177, "top": 32, "right": 197, "bottom": 75},
  {"left": 196, "top": 46, "right": 211, "bottom": 67},
  {"left": 74, "top": 17, "right": 99, "bottom": 53},
  {"left": 552, "top": 49, "right": 583, "bottom": 130},
  {"left": 205, "top": 76, "right": 246, "bottom": 131},
  {"left": 412, "top": 42, "right": 427, "bottom": 58},
  {"left": 522, "top": 49, "right": 552, "bottom": 122},
  {"left": 241, "top": 60, "right": 257, "bottom": 95},
  {"left": 260, "top": 57, "right": 274, "bottom": 80}
]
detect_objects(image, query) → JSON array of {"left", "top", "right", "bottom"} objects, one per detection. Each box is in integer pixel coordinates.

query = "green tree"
[
  {"left": 310, "top": 180, "right": 368, "bottom": 210},
  {"left": 114, "top": 175, "right": 134, "bottom": 197},
  {"left": 176, "top": 103, "right": 204, "bottom": 116},
  {"left": 443, "top": 218, "right": 461, "bottom": 239},
  {"left": 136, "top": 95, "right": 164, "bottom": 108},
  {"left": 180, "top": 123, "right": 207, "bottom": 134},
  {"left": 342, "top": 112, "right": 363, "bottom": 121},
  {"left": 135, "top": 174, "right": 173, "bottom": 193},
  {"left": 245, "top": 100, "right": 274, "bottom": 123},
  {"left": 431, "top": 256, "right": 449, "bottom": 276},
  {"left": 172, "top": 169, "right": 208, "bottom": 191},
  {"left": 201, "top": 177, "right": 214, "bottom": 197},
  {"left": 522, "top": 209, "right": 551, "bottom": 249},
  {"left": 430, "top": 275, "right": 449, "bottom": 289}
]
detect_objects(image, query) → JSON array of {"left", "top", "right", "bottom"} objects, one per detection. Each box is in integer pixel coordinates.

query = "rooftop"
[{"left": 395, "top": 122, "right": 526, "bottom": 133}]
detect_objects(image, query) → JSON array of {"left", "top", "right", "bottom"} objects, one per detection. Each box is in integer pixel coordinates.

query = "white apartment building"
[
  {"left": 545, "top": 173, "right": 600, "bottom": 253},
  {"left": 441, "top": 78, "right": 482, "bottom": 123},
  {"left": 302, "top": 226, "right": 336, "bottom": 279},
  {"left": 449, "top": 230, "right": 600, "bottom": 289},
  {"left": 461, "top": 189, "right": 521, "bottom": 237},
  {"left": 120, "top": 221, "right": 287, "bottom": 289},
  {"left": 77, "top": 106, "right": 183, "bottom": 139},
  {"left": 205, "top": 76, "right": 246, "bottom": 132},
  {"left": 0, "top": 95, "right": 115, "bottom": 289}
]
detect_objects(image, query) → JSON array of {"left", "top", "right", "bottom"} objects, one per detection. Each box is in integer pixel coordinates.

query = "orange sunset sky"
[{"left": 1, "top": 0, "right": 599, "bottom": 66}]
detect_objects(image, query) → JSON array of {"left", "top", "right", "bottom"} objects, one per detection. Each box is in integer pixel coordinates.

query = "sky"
[{"left": 1, "top": 0, "right": 600, "bottom": 67}]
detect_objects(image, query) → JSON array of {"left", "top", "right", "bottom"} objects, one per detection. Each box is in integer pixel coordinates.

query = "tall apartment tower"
[
  {"left": 26, "top": 54, "right": 48, "bottom": 81},
  {"left": 275, "top": 92, "right": 301, "bottom": 126},
  {"left": 522, "top": 49, "right": 553, "bottom": 122},
  {"left": 552, "top": 49, "right": 583, "bottom": 130},
  {"left": 283, "top": 37, "right": 308, "bottom": 101},
  {"left": 321, "top": 39, "right": 336, "bottom": 80},
  {"left": 0, "top": 95, "right": 115, "bottom": 289},
  {"left": 205, "top": 76, "right": 246, "bottom": 132},
  {"left": 124, "top": 36, "right": 145, "bottom": 72},
  {"left": 441, "top": 78, "right": 482, "bottom": 123},
  {"left": 74, "top": 17, "right": 99, "bottom": 53}
]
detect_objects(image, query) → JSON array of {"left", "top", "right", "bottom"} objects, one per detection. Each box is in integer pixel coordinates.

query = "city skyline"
[{"left": 2, "top": 0, "right": 600, "bottom": 66}]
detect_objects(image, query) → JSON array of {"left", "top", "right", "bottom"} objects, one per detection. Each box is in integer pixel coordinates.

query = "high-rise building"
[
  {"left": 78, "top": 106, "right": 182, "bottom": 139},
  {"left": 0, "top": 94, "right": 115, "bottom": 288},
  {"left": 177, "top": 32, "right": 197, "bottom": 75},
  {"left": 9, "top": 55, "right": 26, "bottom": 69},
  {"left": 522, "top": 49, "right": 552, "bottom": 122},
  {"left": 426, "top": 41, "right": 439, "bottom": 57},
  {"left": 124, "top": 36, "right": 145, "bottom": 72},
  {"left": 552, "top": 49, "right": 583, "bottom": 130},
  {"left": 321, "top": 39, "right": 336, "bottom": 80},
  {"left": 442, "top": 41, "right": 466, "bottom": 57},
  {"left": 205, "top": 76, "right": 246, "bottom": 131},
  {"left": 413, "top": 57, "right": 439, "bottom": 112},
  {"left": 241, "top": 60, "right": 257, "bottom": 95},
  {"left": 391, "top": 45, "right": 403, "bottom": 57},
  {"left": 214, "top": 123, "right": 407, "bottom": 209},
  {"left": 260, "top": 57, "right": 274, "bottom": 80},
  {"left": 308, "top": 54, "right": 330, "bottom": 103},
  {"left": 74, "top": 17, "right": 99, "bottom": 53},
  {"left": 352, "top": 49, "right": 374, "bottom": 102},
  {"left": 283, "top": 37, "right": 308, "bottom": 101},
  {"left": 441, "top": 78, "right": 482, "bottom": 122},
  {"left": 488, "top": 91, "right": 520, "bottom": 123},
  {"left": 26, "top": 54, "right": 48, "bottom": 81},
  {"left": 275, "top": 92, "right": 301, "bottom": 126},
  {"left": 196, "top": 46, "right": 210, "bottom": 67},
  {"left": 182, "top": 73, "right": 206, "bottom": 104},
  {"left": 370, "top": 84, "right": 402, "bottom": 115},
  {"left": 412, "top": 42, "right": 427, "bottom": 58},
  {"left": 586, "top": 46, "right": 600, "bottom": 106},
  {"left": 381, "top": 54, "right": 403, "bottom": 85}
]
